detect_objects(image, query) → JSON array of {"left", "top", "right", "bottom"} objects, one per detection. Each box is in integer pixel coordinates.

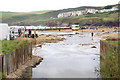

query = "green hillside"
[
  {"left": 1, "top": 4, "right": 119, "bottom": 26},
  {"left": 0, "top": 12, "right": 23, "bottom": 17}
]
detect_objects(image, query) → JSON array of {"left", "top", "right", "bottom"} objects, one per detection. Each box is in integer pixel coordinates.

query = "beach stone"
[{"left": 91, "top": 46, "right": 97, "bottom": 48}]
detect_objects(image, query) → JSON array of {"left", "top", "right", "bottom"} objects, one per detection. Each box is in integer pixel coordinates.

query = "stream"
[{"left": 31, "top": 31, "right": 101, "bottom": 78}]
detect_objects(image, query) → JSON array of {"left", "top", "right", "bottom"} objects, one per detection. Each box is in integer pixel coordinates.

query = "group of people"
[{"left": 18, "top": 28, "right": 32, "bottom": 38}]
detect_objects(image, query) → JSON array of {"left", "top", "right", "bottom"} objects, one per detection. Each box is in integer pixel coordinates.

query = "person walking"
[
  {"left": 18, "top": 28, "right": 21, "bottom": 37},
  {"left": 91, "top": 32, "right": 94, "bottom": 37},
  {"left": 59, "top": 28, "right": 61, "bottom": 32},
  {"left": 29, "top": 29, "right": 31, "bottom": 38}
]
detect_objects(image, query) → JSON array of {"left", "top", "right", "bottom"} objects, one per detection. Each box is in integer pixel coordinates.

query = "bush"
[
  {"left": 103, "top": 5, "right": 112, "bottom": 9},
  {"left": 100, "top": 41, "right": 119, "bottom": 78},
  {"left": 0, "top": 40, "right": 28, "bottom": 54}
]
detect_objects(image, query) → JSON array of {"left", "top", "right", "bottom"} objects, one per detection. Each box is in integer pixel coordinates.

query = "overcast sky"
[{"left": 0, "top": 0, "right": 119, "bottom": 12}]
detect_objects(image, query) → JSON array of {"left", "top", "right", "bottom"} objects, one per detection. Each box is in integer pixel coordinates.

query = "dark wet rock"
[
  {"left": 91, "top": 46, "right": 97, "bottom": 48},
  {"left": 79, "top": 44, "right": 93, "bottom": 46},
  {"left": 75, "top": 32, "right": 79, "bottom": 34},
  {"left": 58, "top": 34, "right": 64, "bottom": 36},
  {"left": 69, "top": 34, "right": 74, "bottom": 35},
  {"left": 36, "top": 44, "right": 42, "bottom": 47},
  {"left": 95, "top": 69, "right": 99, "bottom": 72}
]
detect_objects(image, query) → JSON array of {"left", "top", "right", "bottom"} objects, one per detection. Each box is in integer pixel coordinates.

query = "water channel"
[{"left": 31, "top": 31, "right": 101, "bottom": 78}]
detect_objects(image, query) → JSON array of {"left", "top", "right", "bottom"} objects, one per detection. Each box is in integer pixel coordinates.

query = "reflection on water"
[{"left": 32, "top": 31, "right": 101, "bottom": 78}]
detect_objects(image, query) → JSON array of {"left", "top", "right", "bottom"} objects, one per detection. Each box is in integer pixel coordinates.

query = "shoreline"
[
  {"left": 95, "top": 32, "right": 119, "bottom": 40},
  {"left": 5, "top": 34, "right": 66, "bottom": 78},
  {"left": 34, "top": 27, "right": 118, "bottom": 32},
  {"left": 6, "top": 55, "right": 43, "bottom": 78}
]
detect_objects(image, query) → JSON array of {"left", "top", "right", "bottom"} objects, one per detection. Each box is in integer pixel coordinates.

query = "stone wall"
[{"left": 0, "top": 41, "right": 32, "bottom": 77}]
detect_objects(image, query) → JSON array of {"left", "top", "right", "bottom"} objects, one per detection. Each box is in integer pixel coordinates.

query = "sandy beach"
[{"left": 37, "top": 27, "right": 118, "bottom": 32}]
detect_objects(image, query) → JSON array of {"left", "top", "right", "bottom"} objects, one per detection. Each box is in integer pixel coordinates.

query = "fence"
[
  {"left": 100, "top": 40, "right": 119, "bottom": 78},
  {"left": 0, "top": 41, "right": 32, "bottom": 77},
  {"left": 100, "top": 40, "right": 118, "bottom": 59}
]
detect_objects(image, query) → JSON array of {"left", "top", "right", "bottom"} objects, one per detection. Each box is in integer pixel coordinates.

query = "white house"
[
  {"left": 87, "top": 9, "right": 96, "bottom": 14},
  {"left": 0, "top": 23, "right": 10, "bottom": 40},
  {"left": 100, "top": 6, "right": 118, "bottom": 13},
  {"left": 76, "top": 11, "right": 83, "bottom": 16},
  {"left": 111, "top": 6, "right": 118, "bottom": 11}
]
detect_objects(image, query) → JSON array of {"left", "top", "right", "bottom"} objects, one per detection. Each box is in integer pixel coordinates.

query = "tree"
[{"left": 103, "top": 5, "right": 112, "bottom": 9}]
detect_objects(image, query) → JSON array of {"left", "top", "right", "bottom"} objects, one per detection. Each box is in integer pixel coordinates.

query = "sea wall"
[
  {"left": 0, "top": 41, "right": 32, "bottom": 77},
  {"left": 100, "top": 40, "right": 119, "bottom": 78}
]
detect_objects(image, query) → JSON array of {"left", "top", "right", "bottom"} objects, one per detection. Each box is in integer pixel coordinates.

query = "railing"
[{"left": 0, "top": 41, "right": 32, "bottom": 77}]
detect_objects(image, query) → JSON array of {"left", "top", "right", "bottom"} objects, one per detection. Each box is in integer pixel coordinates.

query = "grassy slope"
[
  {"left": 0, "top": 40, "right": 28, "bottom": 54},
  {"left": 0, "top": 10, "right": 51, "bottom": 17},
  {"left": 1, "top": 4, "right": 118, "bottom": 26},
  {"left": 1, "top": 6, "right": 102, "bottom": 24},
  {"left": 0, "top": 12, "right": 23, "bottom": 18},
  {"left": 105, "top": 40, "right": 119, "bottom": 46}
]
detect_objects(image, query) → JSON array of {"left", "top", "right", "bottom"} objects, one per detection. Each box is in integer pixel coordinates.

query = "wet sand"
[
  {"left": 36, "top": 27, "right": 118, "bottom": 32},
  {"left": 36, "top": 34, "right": 66, "bottom": 45},
  {"left": 95, "top": 32, "right": 119, "bottom": 40}
]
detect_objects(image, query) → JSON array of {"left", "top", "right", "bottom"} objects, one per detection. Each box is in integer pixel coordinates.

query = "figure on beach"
[
  {"left": 29, "top": 29, "right": 31, "bottom": 38},
  {"left": 18, "top": 28, "right": 21, "bottom": 37},
  {"left": 91, "top": 32, "right": 94, "bottom": 37},
  {"left": 59, "top": 28, "right": 61, "bottom": 31}
]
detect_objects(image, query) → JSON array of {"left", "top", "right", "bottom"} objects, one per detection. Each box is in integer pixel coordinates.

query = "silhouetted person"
[
  {"left": 91, "top": 32, "right": 94, "bottom": 37},
  {"left": 18, "top": 28, "right": 21, "bottom": 37},
  {"left": 59, "top": 28, "right": 61, "bottom": 31},
  {"left": 29, "top": 29, "right": 31, "bottom": 38}
]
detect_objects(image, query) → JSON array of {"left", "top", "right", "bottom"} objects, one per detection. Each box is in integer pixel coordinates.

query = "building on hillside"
[
  {"left": 100, "top": 6, "right": 118, "bottom": 13},
  {"left": 58, "top": 10, "right": 84, "bottom": 18},
  {"left": 75, "top": 11, "right": 83, "bottom": 16},
  {"left": 57, "top": 6, "right": 119, "bottom": 18},
  {"left": 111, "top": 6, "right": 118, "bottom": 11},
  {"left": 83, "top": 9, "right": 89, "bottom": 14},
  {"left": 87, "top": 9, "right": 97, "bottom": 14}
]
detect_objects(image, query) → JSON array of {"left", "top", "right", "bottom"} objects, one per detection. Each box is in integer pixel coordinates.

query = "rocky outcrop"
[{"left": 36, "top": 34, "right": 66, "bottom": 45}]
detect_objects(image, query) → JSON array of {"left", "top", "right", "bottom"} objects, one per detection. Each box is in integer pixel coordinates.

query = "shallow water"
[{"left": 32, "top": 31, "right": 101, "bottom": 78}]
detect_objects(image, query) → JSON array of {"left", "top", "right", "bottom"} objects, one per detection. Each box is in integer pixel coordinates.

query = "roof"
[{"left": 113, "top": 6, "right": 118, "bottom": 8}]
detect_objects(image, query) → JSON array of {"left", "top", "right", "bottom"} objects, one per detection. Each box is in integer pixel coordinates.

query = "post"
[
  {"left": 34, "top": 29, "right": 36, "bottom": 38},
  {"left": 26, "top": 29, "right": 28, "bottom": 38}
]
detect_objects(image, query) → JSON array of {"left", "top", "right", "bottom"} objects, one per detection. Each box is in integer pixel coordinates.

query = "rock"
[
  {"left": 91, "top": 46, "right": 97, "bottom": 48},
  {"left": 36, "top": 44, "right": 42, "bottom": 47},
  {"left": 75, "top": 32, "right": 79, "bottom": 34}
]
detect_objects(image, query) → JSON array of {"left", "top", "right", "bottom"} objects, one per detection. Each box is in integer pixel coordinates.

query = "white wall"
[{"left": 0, "top": 23, "right": 9, "bottom": 40}]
